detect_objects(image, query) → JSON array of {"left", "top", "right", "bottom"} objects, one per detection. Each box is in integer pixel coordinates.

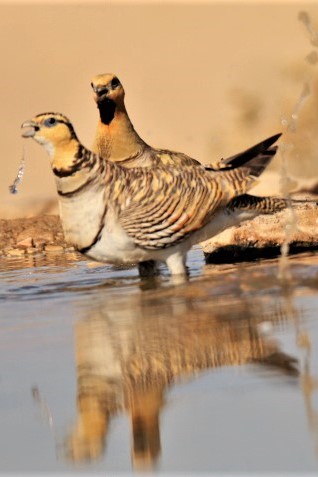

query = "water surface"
[{"left": 1, "top": 249, "right": 318, "bottom": 473}]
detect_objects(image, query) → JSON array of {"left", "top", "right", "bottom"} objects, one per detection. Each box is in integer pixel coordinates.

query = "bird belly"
[
  {"left": 83, "top": 211, "right": 152, "bottom": 265},
  {"left": 83, "top": 212, "right": 191, "bottom": 267},
  {"left": 189, "top": 208, "right": 258, "bottom": 246},
  {"left": 59, "top": 193, "right": 188, "bottom": 266},
  {"left": 58, "top": 189, "right": 107, "bottom": 250}
]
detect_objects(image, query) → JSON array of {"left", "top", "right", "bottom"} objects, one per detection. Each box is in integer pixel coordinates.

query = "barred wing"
[{"left": 118, "top": 167, "right": 248, "bottom": 250}]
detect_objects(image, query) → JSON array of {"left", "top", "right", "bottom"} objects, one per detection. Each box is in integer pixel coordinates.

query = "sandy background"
[{"left": 1, "top": 1, "right": 318, "bottom": 218}]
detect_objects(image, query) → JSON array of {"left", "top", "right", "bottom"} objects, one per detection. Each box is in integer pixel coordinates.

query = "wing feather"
[
  {"left": 118, "top": 167, "right": 230, "bottom": 249},
  {"left": 107, "top": 133, "right": 279, "bottom": 250}
]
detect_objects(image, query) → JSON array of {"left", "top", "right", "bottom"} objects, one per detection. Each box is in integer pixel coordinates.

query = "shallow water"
[{"left": 1, "top": 248, "right": 318, "bottom": 473}]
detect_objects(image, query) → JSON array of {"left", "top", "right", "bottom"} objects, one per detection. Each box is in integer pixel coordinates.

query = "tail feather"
[
  {"left": 220, "top": 148, "right": 278, "bottom": 198},
  {"left": 207, "top": 133, "right": 282, "bottom": 172},
  {"left": 227, "top": 194, "right": 318, "bottom": 214},
  {"left": 227, "top": 194, "right": 287, "bottom": 214},
  {"left": 242, "top": 151, "right": 276, "bottom": 179}
]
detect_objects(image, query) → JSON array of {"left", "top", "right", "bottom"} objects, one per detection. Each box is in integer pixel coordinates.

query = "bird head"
[
  {"left": 91, "top": 73, "right": 125, "bottom": 105},
  {"left": 21, "top": 113, "right": 77, "bottom": 157}
]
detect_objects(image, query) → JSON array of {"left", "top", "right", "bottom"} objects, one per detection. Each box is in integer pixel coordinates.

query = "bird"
[
  {"left": 91, "top": 73, "right": 204, "bottom": 168},
  {"left": 90, "top": 73, "right": 276, "bottom": 171},
  {"left": 21, "top": 112, "right": 285, "bottom": 279},
  {"left": 90, "top": 73, "right": 284, "bottom": 276}
]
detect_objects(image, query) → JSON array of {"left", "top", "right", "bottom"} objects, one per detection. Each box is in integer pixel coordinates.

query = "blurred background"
[{"left": 1, "top": 0, "right": 318, "bottom": 218}]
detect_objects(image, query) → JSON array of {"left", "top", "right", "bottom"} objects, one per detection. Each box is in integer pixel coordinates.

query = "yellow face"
[
  {"left": 90, "top": 73, "right": 125, "bottom": 105},
  {"left": 21, "top": 113, "right": 77, "bottom": 153}
]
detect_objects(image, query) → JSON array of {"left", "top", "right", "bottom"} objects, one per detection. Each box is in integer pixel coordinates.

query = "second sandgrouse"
[{"left": 90, "top": 73, "right": 284, "bottom": 275}]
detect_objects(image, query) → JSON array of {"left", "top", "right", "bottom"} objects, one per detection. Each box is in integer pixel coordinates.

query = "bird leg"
[
  {"left": 138, "top": 260, "right": 159, "bottom": 278},
  {"left": 166, "top": 252, "right": 188, "bottom": 280}
]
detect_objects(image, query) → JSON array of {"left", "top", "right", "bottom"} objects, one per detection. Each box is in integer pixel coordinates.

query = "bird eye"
[
  {"left": 111, "top": 77, "right": 120, "bottom": 89},
  {"left": 44, "top": 117, "right": 57, "bottom": 127}
]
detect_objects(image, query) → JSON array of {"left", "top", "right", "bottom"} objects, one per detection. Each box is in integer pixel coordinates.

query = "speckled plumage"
[{"left": 21, "top": 113, "right": 283, "bottom": 278}]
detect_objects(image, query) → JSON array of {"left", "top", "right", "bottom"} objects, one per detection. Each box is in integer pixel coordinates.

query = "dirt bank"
[{"left": 0, "top": 215, "right": 69, "bottom": 257}]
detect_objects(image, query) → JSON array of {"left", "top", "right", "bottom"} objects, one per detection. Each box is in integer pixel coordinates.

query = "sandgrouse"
[
  {"left": 21, "top": 113, "right": 285, "bottom": 279},
  {"left": 90, "top": 73, "right": 284, "bottom": 276},
  {"left": 91, "top": 73, "right": 273, "bottom": 171},
  {"left": 91, "top": 73, "right": 204, "bottom": 168}
]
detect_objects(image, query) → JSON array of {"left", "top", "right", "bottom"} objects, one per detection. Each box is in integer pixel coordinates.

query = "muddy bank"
[{"left": 0, "top": 215, "right": 70, "bottom": 257}]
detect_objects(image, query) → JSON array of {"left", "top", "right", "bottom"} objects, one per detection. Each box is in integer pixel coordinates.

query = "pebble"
[
  {"left": 33, "top": 239, "right": 47, "bottom": 249},
  {"left": 7, "top": 248, "right": 26, "bottom": 257},
  {"left": 17, "top": 237, "right": 34, "bottom": 248},
  {"left": 65, "top": 252, "right": 79, "bottom": 261},
  {"left": 27, "top": 247, "right": 38, "bottom": 255},
  {"left": 44, "top": 245, "right": 64, "bottom": 252}
]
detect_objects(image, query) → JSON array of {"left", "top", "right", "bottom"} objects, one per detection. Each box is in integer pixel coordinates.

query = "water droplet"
[{"left": 9, "top": 148, "right": 26, "bottom": 194}]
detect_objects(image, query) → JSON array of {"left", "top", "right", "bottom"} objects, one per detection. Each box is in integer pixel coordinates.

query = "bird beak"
[
  {"left": 21, "top": 120, "right": 38, "bottom": 138},
  {"left": 93, "top": 85, "right": 109, "bottom": 97}
]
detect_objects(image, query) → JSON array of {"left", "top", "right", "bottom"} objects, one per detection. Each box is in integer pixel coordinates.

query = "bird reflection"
[
  {"left": 65, "top": 280, "right": 299, "bottom": 469},
  {"left": 276, "top": 274, "right": 318, "bottom": 459}
]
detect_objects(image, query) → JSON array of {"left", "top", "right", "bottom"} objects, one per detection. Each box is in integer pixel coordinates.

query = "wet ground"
[{"left": 1, "top": 247, "right": 318, "bottom": 473}]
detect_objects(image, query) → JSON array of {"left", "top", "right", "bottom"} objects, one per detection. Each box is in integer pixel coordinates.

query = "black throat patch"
[{"left": 97, "top": 98, "right": 116, "bottom": 125}]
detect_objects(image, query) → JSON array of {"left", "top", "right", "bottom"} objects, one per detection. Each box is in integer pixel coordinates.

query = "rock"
[
  {"left": 203, "top": 196, "right": 318, "bottom": 263},
  {"left": 0, "top": 215, "right": 65, "bottom": 252},
  {"left": 17, "top": 237, "right": 34, "bottom": 248},
  {"left": 27, "top": 247, "right": 38, "bottom": 255},
  {"left": 33, "top": 239, "right": 47, "bottom": 249},
  {"left": 44, "top": 244, "right": 64, "bottom": 252},
  {"left": 17, "top": 228, "right": 53, "bottom": 246},
  {"left": 7, "top": 248, "right": 26, "bottom": 257}
]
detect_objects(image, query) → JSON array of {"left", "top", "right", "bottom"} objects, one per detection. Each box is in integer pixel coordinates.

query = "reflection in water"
[
  {"left": 0, "top": 251, "right": 81, "bottom": 273},
  {"left": 32, "top": 386, "right": 54, "bottom": 430},
  {"left": 279, "top": 274, "right": 318, "bottom": 459},
  {"left": 301, "top": 336, "right": 318, "bottom": 455},
  {"left": 283, "top": 280, "right": 318, "bottom": 458},
  {"left": 65, "top": 279, "right": 300, "bottom": 469}
]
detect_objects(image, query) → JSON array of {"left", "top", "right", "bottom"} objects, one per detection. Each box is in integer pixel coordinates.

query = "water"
[{"left": 1, "top": 248, "right": 318, "bottom": 473}]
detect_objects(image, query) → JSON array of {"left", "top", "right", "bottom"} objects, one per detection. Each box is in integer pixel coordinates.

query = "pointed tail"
[
  {"left": 207, "top": 133, "right": 282, "bottom": 172},
  {"left": 227, "top": 194, "right": 318, "bottom": 214},
  {"left": 227, "top": 194, "right": 287, "bottom": 213}
]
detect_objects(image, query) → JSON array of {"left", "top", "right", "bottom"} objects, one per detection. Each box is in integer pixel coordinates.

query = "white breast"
[{"left": 58, "top": 187, "right": 107, "bottom": 250}]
